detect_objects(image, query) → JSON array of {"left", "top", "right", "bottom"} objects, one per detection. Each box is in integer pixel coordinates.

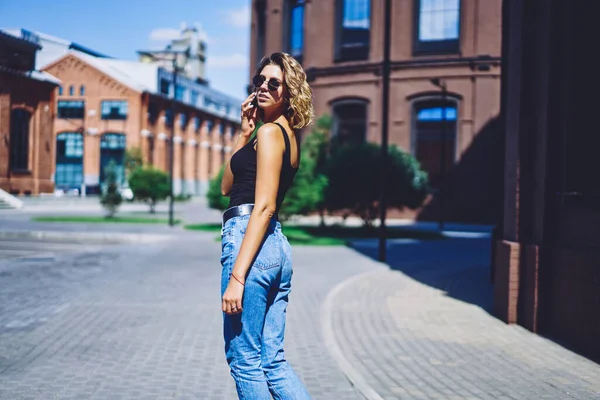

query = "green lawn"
[
  {"left": 33, "top": 216, "right": 182, "bottom": 224},
  {"left": 184, "top": 223, "right": 445, "bottom": 246}
]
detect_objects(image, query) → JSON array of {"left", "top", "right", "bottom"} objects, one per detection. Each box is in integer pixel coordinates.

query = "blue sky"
[{"left": 0, "top": 0, "right": 251, "bottom": 99}]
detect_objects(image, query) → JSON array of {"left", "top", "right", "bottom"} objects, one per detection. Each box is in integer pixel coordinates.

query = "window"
[
  {"left": 336, "top": 0, "right": 371, "bottom": 61},
  {"left": 414, "top": 0, "right": 461, "bottom": 54},
  {"left": 190, "top": 91, "right": 199, "bottom": 106},
  {"left": 9, "top": 109, "right": 31, "bottom": 171},
  {"left": 69, "top": 85, "right": 74, "bottom": 96},
  {"left": 101, "top": 100, "right": 128, "bottom": 120},
  {"left": 180, "top": 114, "right": 187, "bottom": 129},
  {"left": 80, "top": 85, "right": 85, "bottom": 96},
  {"left": 286, "top": 0, "right": 305, "bottom": 62},
  {"left": 57, "top": 100, "right": 85, "bottom": 119},
  {"left": 413, "top": 100, "right": 457, "bottom": 188},
  {"left": 219, "top": 122, "right": 226, "bottom": 136},
  {"left": 255, "top": 0, "right": 267, "bottom": 62},
  {"left": 160, "top": 78, "right": 170, "bottom": 95},
  {"left": 58, "top": 86, "right": 63, "bottom": 96},
  {"left": 331, "top": 99, "right": 368, "bottom": 144},
  {"left": 165, "top": 110, "right": 173, "bottom": 127},
  {"left": 100, "top": 133, "right": 126, "bottom": 185},
  {"left": 194, "top": 116, "right": 202, "bottom": 131},
  {"left": 55, "top": 132, "right": 84, "bottom": 189},
  {"left": 206, "top": 120, "right": 214, "bottom": 133},
  {"left": 147, "top": 102, "right": 159, "bottom": 124},
  {"left": 175, "top": 85, "right": 185, "bottom": 101}
]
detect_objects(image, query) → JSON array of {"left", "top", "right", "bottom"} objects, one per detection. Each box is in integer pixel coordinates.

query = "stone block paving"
[
  {"left": 0, "top": 231, "right": 374, "bottom": 399},
  {"left": 331, "top": 239, "right": 600, "bottom": 400}
]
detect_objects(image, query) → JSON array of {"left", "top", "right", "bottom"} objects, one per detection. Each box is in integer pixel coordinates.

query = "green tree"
[
  {"left": 124, "top": 146, "right": 143, "bottom": 174},
  {"left": 128, "top": 167, "right": 170, "bottom": 213},
  {"left": 324, "top": 142, "right": 429, "bottom": 228},
  {"left": 280, "top": 115, "right": 331, "bottom": 221},
  {"left": 100, "top": 160, "right": 123, "bottom": 218},
  {"left": 206, "top": 117, "right": 333, "bottom": 221},
  {"left": 207, "top": 165, "right": 230, "bottom": 211}
]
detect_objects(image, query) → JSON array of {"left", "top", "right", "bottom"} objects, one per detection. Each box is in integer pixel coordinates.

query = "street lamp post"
[
  {"left": 169, "top": 51, "right": 188, "bottom": 227},
  {"left": 378, "top": 0, "right": 393, "bottom": 262},
  {"left": 430, "top": 78, "right": 447, "bottom": 231}
]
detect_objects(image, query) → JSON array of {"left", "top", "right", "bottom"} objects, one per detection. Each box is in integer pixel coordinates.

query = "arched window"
[
  {"left": 412, "top": 99, "right": 458, "bottom": 188},
  {"left": 331, "top": 99, "right": 368, "bottom": 145},
  {"left": 10, "top": 109, "right": 31, "bottom": 171},
  {"left": 55, "top": 132, "right": 84, "bottom": 190}
]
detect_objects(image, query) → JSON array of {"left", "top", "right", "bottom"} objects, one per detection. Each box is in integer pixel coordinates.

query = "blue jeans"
[{"left": 221, "top": 212, "right": 312, "bottom": 400}]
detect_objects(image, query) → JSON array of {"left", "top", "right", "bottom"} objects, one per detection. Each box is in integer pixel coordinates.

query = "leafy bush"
[
  {"left": 124, "top": 147, "right": 143, "bottom": 174},
  {"left": 207, "top": 165, "right": 230, "bottom": 211},
  {"left": 280, "top": 115, "right": 331, "bottom": 220},
  {"left": 324, "top": 142, "right": 429, "bottom": 227},
  {"left": 128, "top": 167, "right": 170, "bottom": 213},
  {"left": 100, "top": 161, "right": 123, "bottom": 218}
]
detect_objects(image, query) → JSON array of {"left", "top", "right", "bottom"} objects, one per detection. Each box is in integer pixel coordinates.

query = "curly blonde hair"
[{"left": 255, "top": 52, "right": 314, "bottom": 129}]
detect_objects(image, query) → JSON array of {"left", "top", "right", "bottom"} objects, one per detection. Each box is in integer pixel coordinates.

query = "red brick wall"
[
  {"left": 0, "top": 72, "right": 55, "bottom": 195},
  {"left": 493, "top": 240, "right": 520, "bottom": 324},
  {"left": 251, "top": 0, "right": 503, "bottom": 225}
]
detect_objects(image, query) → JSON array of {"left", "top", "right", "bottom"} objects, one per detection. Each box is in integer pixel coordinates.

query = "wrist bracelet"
[{"left": 231, "top": 273, "right": 245, "bottom": 286}]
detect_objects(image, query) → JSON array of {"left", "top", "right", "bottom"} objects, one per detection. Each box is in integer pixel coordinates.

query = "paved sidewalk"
[
  {"left": 0, "top": 230, "right": 374, "bottom": 399},
  {"left": 328, "top": 239, "right": 600, "bottom": 400}
]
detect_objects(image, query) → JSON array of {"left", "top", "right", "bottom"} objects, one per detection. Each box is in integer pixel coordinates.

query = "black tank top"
[{"left": 228, "top": 122, "right": 299, "bottom": 213}]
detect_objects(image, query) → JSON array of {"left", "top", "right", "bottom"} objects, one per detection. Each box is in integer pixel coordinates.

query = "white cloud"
[
  {"left": 221, "top": 6, "right": 251, "bottom": 29},
  {"left": 207, "top": 53, "right": 248, "bottom": 68},
  {"left": 148, "top": 28, "right": 180, "bottom": 42}
]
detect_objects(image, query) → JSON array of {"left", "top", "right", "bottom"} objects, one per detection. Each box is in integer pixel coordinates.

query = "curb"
[
  {"left": 0, "top": 230, "right": 173, "bottom": 244},
  {"left": 321, "top": 268, "right": 386, "bottom": 400}
]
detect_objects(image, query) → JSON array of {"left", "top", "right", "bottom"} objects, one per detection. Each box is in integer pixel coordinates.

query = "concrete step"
[{"left": 0, "top": 189, "right": 23, "bottom": 210}]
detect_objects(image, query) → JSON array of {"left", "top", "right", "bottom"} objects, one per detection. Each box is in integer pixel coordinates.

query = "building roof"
[
  {"left": 4, "top": 28, "right": 241, "bottom": 122},
  {"left": 0, "top": 29, "right": 60, "bottom": 85},
  {"left": 1, "top": 28, "right": 111, "bottom": 70},
  {"left": 50, "top": 50, "right": 241, "bottom": 123}
]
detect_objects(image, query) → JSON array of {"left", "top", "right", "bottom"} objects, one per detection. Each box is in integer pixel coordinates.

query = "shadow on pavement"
[{"left": 349, "top": 236, "right": 494, "bottom": 313}]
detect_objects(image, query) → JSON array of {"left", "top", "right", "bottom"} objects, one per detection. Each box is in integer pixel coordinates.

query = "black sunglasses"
[{"left": 252, "top": 74, "right": 281, "bottom": 91}]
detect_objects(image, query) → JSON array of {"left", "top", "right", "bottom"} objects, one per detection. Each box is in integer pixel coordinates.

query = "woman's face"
[{"left": 255, "top": 64, "right": 285, "bottom": 111}]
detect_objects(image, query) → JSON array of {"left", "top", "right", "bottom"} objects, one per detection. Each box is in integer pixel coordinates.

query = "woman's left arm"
[{"left": 221, "top": 124, "right": 284, "bottom": 315}]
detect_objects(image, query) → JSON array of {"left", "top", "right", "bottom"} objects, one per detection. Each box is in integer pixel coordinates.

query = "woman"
[{"left": 219, "top": 52, "right": 314, "bottom": 399}]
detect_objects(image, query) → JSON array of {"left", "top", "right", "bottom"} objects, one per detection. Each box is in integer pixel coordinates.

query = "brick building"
[
  {"left": 251, "top": 0, "right": 503, "bottom": 223},
  {"left": 494, "top": 0, "right": 600, "bottom": 362},
  {"left": 17, "top": 29, "right": 241, "bottom": 197},
  {"left": 0, "top": 30, "right": 60, "bottom": 195}
]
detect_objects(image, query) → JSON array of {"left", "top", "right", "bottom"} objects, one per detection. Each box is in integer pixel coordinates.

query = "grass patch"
[
  {"left": 184, "top": 223, "right": 444, "bottom": 246},
  {"left": 33, "top": 216, "right": 182, "bottom": 224}
]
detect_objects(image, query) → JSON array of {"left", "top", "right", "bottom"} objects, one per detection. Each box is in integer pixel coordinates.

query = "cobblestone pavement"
[
  {"left": 0, "top": 230, "right": 374, "bottom": 399},
  {"left": 329, "top": 238, "right": 600, "bottom": 400}
]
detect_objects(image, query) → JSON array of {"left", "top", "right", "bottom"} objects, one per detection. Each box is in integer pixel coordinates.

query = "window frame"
[
  {"left": 413, "top": 0, "right": 462, "bottom": 55},
  {"left": 255, "top": 0, "right": 267, "bottom": 63},
  {"left": 100, "top": 100, "right": 128, "bottom": 120},
  {"left": 334, "top": 0, "right": 372, "bottom": 62},
  {"left": 9, "top": 108, "right": 31, "bottom": 173},
  {"left": 283, "top": 0, "right": 306, "bottom": 63},
  {"left": 330, "top": 98, "right": 370, "bottom": 144},
  {"left": 410, "top": 96, "right": 460, "bottom": 189},
  {"left": 55, "top": 132, "right": 84, "bottom": 190},
  {"left": 57, "top": 100, "right": 85, "bottom": 119}
]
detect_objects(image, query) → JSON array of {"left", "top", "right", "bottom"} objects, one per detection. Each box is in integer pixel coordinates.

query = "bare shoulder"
[{"left": 256, "top": 123, "right": 285, "bottom": 148}]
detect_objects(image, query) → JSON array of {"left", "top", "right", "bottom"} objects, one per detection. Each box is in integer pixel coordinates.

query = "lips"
[{"left": 258, "top": 94, "right": 269, "bottom": 101}]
